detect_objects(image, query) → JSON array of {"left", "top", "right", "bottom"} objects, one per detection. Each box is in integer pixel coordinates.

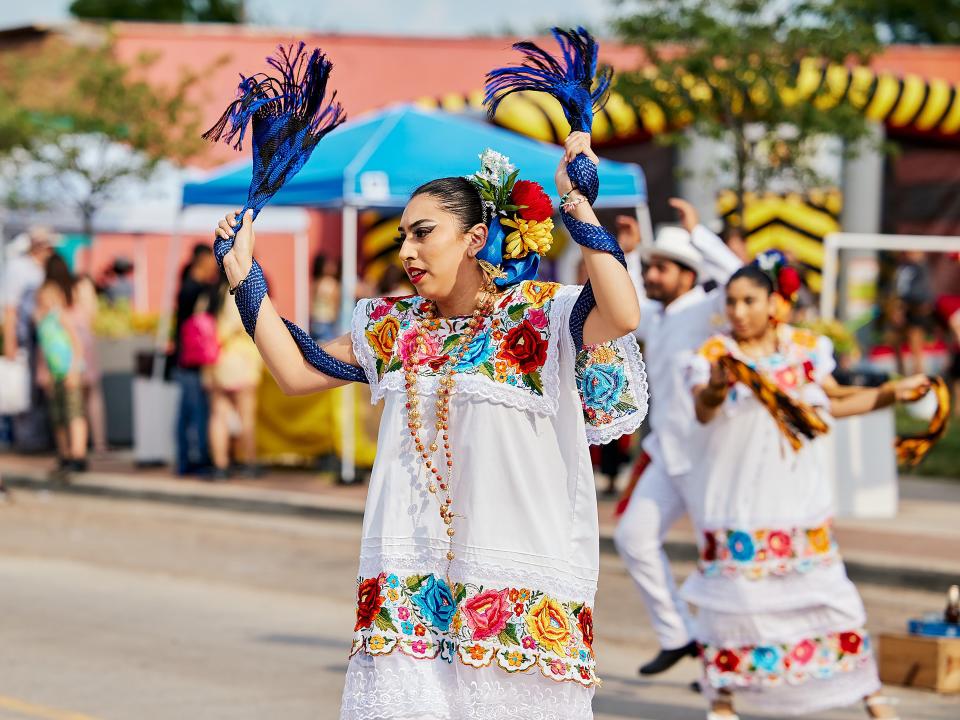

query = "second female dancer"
[{"left": 682, "top": 256, "right": 929, "bottom": 720}]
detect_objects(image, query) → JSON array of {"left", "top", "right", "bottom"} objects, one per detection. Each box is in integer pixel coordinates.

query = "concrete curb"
[{"left": 5, "top": 470, "right": 957, "bottom": 593}]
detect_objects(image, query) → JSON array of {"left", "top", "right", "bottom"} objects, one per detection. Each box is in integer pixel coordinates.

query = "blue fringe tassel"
[
  {"left": 484, "top": 27, "right": 612, "bottom": 133},
  {"left": 202, "top": 42, "right": 346, "bottom": 252}
]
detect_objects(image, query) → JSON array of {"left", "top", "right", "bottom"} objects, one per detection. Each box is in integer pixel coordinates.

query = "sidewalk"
[{"left": 2, "top": 450, "right": 958, "bottom": 591}]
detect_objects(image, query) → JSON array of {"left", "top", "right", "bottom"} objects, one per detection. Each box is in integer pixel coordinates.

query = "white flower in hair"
[
  {"left": 477, "top": 148, "right": 515, "bottom": 185},
  {"left": 757, "top": 252, "right": 777, "bottom": 271}
]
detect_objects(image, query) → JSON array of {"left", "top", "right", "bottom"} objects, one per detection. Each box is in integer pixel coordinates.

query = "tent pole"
[
  {"left": 340, "top": 204, "right": 358, "bottom": 484},
  {"left": 635, "top": 202, "right": 654, "bottom": 247},
  {"left": 134, "top": 232, "right": 149, "bottom": 315},
  {"left": 821, "top": 233, "right": 839, "bottom": 321}
]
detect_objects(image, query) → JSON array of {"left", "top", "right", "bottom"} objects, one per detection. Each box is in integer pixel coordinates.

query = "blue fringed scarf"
[
  {"left": 484, "top": 27, "right": 624, "bottom": 351},
  {"left": 202, "top": 43, "right": 366, "bottom": 384},
  {"left": 203, "top": 42, "right": 346, "bottom": 262},
  {"left": 484, "top": 27, "right": 613, "bottom": 133}
]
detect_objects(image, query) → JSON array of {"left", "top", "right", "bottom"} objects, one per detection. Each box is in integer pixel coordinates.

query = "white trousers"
[{"left": 613, "top": 458, "right": 695, "bottom": 650}]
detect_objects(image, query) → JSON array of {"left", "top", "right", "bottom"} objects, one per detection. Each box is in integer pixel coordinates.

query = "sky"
[{"left": 0, "top": 0, "right": 615, "bottom": 36}]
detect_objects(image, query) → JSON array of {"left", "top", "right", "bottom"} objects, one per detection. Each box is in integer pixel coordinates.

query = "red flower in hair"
[
  {"left": 511, "top": 180, "right": 553, "bottom": 222},
  {"left": 777, "top": 266, "right": 801, "bottom": 299}
]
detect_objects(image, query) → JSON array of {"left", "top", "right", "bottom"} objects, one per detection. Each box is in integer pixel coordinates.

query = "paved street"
[{"left": 1, "top": 490, "right": 957, "bottom": 720}]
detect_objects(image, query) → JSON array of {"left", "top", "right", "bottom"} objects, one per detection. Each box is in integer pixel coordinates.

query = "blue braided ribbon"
[
  {"left": 562, "top": 154, "right": 626, "bottom": 351},
  {"left": 215, "top": 235, "right": 367, "bottom": 384}
]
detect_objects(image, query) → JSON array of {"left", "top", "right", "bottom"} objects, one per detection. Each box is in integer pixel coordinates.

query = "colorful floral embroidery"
[
  {"left": 697, "top": 325, "right": 826, "bottom": 398},
  {"left": 359, "top": 282, "right": 561, "bottom": 398},
  {"left": 357, "top": 282, "right": 648, "bottom": 441},
  {"left": 576, "top": 340, "right": 642, "bottom": 430},
  {"left": 522, "top": 280, "right": 560, "bottom": 307},
  {"left": 701, "top": 628, "right": 872, "bottom": 689},
  {"left": 350, "top": 572, "right": 598, "bottom": 687},
  {"left": 366, "top": 314, "right": 401, "bottom": 364},
  {"left": 699, "top": 520, "right": 839, "bottom": 579}
]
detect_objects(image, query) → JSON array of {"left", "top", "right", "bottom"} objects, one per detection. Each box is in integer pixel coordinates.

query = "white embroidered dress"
[
  {"left": 681, "top": 325, "right": 880, "bottom": 716},
  {"left": 340, "top": 281, "right": 648, "bottom": 720}
]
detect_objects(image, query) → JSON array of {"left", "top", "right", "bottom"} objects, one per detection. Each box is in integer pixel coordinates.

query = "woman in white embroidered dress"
[
  {"left": 214, "top": 132, "right": 647, "bottom": 719},
  {"left": 684, "top": 263, "right": 930, "bottom": 720}
]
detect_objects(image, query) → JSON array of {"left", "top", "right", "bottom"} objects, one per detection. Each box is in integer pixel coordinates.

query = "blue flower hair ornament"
[{"left": 468, "top": 149, "right": 555, "bottom": 288}]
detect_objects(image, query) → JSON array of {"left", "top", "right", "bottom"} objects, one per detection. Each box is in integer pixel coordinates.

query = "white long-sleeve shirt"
[{"left": 631, "top": 225, "right": 742, "bottom": 477}]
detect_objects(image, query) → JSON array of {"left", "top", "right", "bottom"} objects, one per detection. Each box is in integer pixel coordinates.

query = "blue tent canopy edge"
[{"left": 182, "top": 105, "right": 647, "bottom": 210}]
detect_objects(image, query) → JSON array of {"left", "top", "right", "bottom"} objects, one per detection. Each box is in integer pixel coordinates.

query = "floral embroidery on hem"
[
  {"left": 350, "top": 572, "right": 599, "bottom": 687},
  {"left": 699, "top": 520, "right": 839, "bottom": 580},
  {"left": 701, "top": 628, "right": 872, "bottom": 689}
]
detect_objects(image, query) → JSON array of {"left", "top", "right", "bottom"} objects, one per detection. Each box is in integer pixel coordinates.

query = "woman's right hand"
[{"left": 216, "top": 209, "right": 255, "bottom": 290}]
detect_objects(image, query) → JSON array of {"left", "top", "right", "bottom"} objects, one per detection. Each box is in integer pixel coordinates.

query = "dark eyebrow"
[{"left": 398, "top": 219, "right": 435, "bottom": 233}]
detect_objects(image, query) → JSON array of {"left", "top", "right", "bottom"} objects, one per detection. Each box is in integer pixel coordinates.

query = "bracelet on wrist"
[
  {"left": 229, "top": 265, "right": 254, "bottom": 295},
  {"left": 561, "top": 195, "right": 588, "bottom": 213}
]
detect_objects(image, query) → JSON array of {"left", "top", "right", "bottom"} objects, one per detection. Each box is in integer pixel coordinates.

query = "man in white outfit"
[{"left": 614, "top": 200, "right": 743, "bottom": 675}]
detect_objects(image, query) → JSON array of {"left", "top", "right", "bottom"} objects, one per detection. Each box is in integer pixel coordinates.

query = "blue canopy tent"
[
  {"left": 179, "top": 105, "right": 649, "bottom": 480},
  {"left": 182, "top": 104, "right": 647, "bottom": 210}
]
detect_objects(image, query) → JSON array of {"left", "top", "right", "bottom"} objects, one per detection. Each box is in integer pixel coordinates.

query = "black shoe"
[
  {"left": 233, "top": 463, "right": 263, "bottom": 479},
  {"left": 68, "top": 458, "right": 88, "bottom": 473},
  {"left": 206, "top": 468, "right": 230, "bottom": 483},
  {"left": 638, "top": 641, "right": 699, "bottom": 676}
]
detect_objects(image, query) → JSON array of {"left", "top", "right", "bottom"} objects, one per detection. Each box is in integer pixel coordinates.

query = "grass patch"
[{"left": 896, "top": 408, "right": 959, "bottom": 479}]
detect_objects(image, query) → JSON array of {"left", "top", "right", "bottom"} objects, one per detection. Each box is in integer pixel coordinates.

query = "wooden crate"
[{"left": 878, "top": 633, "right": 960, "bottom": 693}]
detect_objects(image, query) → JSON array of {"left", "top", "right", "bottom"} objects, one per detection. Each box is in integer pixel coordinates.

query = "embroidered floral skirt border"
[
  {"left": 695, "top": 604, "right": 881, "bottom": 716},
  {"left": 341, "top": 572, "right": 598, "bottom": 719}
]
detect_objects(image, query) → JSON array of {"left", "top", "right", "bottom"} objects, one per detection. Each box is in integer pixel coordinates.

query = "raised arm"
[
  {"left": 557, "top": 132, "right": 640, "bottom": 346},
  {"left": 216, "top": 210, "right": 356, "bottom": 396},
  {"left": 823, "top": 373, "right": 932, "bottom": 418},
  {"left": 670, "top": 198, "right": 742, "bottom": 286}
]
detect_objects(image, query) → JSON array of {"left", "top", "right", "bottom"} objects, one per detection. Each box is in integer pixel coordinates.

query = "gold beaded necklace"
[{"left": 403, "top": 290, "right": 495, "bottom": 579}]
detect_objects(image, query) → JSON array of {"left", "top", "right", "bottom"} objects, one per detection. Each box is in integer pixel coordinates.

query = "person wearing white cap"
[{"left": 613, "top": 200, "right": 743, "bottom": 676}]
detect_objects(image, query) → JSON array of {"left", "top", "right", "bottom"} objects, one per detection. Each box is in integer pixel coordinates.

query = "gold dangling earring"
[{"left": 476, "top": 258, "right": 505, "bottom": 294}]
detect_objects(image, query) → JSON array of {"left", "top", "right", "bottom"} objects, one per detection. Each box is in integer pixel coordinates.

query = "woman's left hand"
[
  {"left": 555, "top": 131, "right": 599, "bottom": 195},
  {"left": 895, "top": 374, "right": 932, "bottom": 402}
]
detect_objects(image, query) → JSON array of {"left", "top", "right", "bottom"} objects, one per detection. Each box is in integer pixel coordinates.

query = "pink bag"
[{"left": 179, "top": 312, "right": 220, "bottom": 367}]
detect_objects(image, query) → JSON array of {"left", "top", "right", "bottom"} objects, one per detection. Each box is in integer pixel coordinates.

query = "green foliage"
[
  {"left": 69, "top": 0, "right": 244, "bottom": 23},
  {"left": 835, "top": 0, "right": 960, "bottom": 45},
  {"left": 613, "top": 0, "right": 883, "bottom": 217},
  {"left": 0, "top": 38, "right": 211, "bottom": 232}
]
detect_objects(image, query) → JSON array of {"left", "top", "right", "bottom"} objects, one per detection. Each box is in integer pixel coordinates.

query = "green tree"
[
  {"left": 0, "top": 38, "right": 208, "bottom": 235},
  {"left": 70, "top": 0, "right": 244, "bottom": 23},
  {"left": 613, "top": 0, "right": 882, "bottom": 225},
  {"left": 836, "top": 0, "right": 960, "bottom": 44}
]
